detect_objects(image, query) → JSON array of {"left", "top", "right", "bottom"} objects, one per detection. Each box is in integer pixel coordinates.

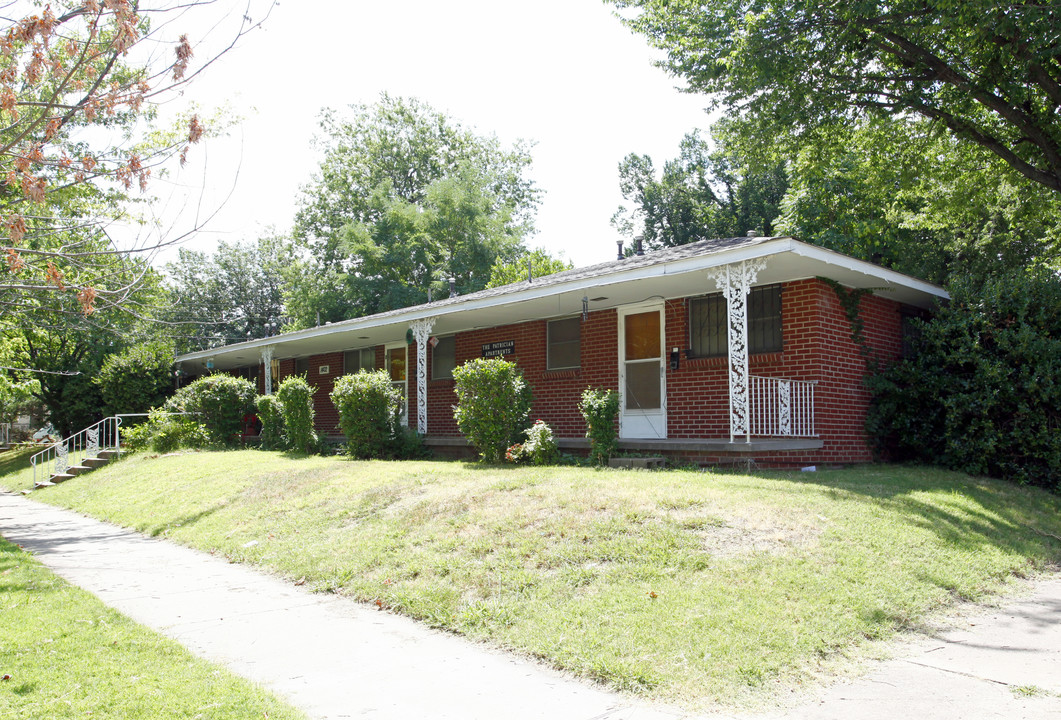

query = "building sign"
[{"left": 481, "top": 340, "right": 515, "bottom": 358}]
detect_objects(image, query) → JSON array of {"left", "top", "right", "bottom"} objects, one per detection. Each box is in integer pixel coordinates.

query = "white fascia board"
[
  {"left": 177, "top": 241, "right": 793, "bottom": 363},
  {"left": 784, "top": 241, "right": 950, "bottom": 299},
  {"left": 175, "top": 237, "right": 946, "bottom": 365}
]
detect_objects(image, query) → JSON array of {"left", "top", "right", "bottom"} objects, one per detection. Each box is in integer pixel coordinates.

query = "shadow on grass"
[
  {"left": 145, "top": 502, "right": 229, "bottom": 538},
  {"left": 0, "top": 446, "right": 37, "bottom": 480},
  {"left": 764, "top": 465, "right": 1061, "bottom": 565}
]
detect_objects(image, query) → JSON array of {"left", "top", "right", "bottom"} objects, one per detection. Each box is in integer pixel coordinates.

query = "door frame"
[
  {"left": 384, "top": 341, "right": 409, "bottom": 427},
  {"left": 617, "top": 301, "right": 667, "bottom": 439}
]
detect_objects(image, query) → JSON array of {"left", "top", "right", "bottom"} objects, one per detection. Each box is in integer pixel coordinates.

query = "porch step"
[
  {"left": 34, "top": 453, "right": 116, "bottom": 491},
  {"left": 45, "top": 473, "right": 76, "bottom": 485}
]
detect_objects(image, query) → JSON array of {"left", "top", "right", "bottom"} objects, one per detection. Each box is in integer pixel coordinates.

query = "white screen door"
[{"left": 619, "top": 304, "right": 666, "bottom": 438}]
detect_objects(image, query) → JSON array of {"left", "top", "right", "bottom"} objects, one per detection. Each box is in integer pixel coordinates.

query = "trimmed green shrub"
[
  {"left": 331, "top": 370, "right": 402, "bottom": 459},
  {"left": 452, "top": 357, "right": 533, "bottom": 463},
  {"left": 275, "top": 376, "right": 318, "bottom": 454},
  {"left": 579, "top": 387, "right": 620, "bottom": 466},
  {"left": 256, "top": 394, "right": 285, "bottom": 450},
  {"left": 122, "top": 409, "right": 209, "bottom": 454},
  {"left": 165, "top": 375, "right": 257, "bottom": 446},
  {"left": 866, "top": 269, "right": 1061, "bottom": 489},
  {"left": 95, "top": 341, "right": 174, "bottom": 415}
]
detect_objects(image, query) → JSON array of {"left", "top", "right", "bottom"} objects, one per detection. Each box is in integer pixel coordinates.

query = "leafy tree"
[
  {"left": 1, "top": 243, "right": 170, "bottom": 436},
  {"left": 776, "top": 118, "right": 1061, "bottom": 283},
  {"left": 866, "top": 269, "right": 1061, "bottom": 489},
  {"left": 165, "top": 234, "right": 292, "bottom": 351},
  {"left": 611, "top": 129, "right": 788, "bottom": 250},
  {"left": 95, "top": 341, "right": 174, "bottom": 416},
  {"left": 486, "top": 247, "right": 572, "bottom": 289},
  {"left": 287, "top": 94, "right": 540, "bottom": 327},
  {"left": 0, "top": 1, "right": 274, "bottom": 317},
  {"left": 611, "top": 1, "right": 1061, "bottom": 195},
  {"left": 0, "top": 373, "right": 38, "bottom": 424}
]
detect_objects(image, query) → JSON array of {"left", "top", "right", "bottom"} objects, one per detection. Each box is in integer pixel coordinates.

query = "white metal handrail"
[
  {"left": 31, "top": 416, "right": 120, "bottom": 486},
  {"left": 748, "top": 376, "right": 817, "bottom": 440}
]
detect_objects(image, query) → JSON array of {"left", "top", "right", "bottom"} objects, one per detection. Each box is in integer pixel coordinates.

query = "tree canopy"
[
  {"left": 0, "top": 2, "right": 274, "bottom": 318},
  {"left": 776, "top": 117, "right": 1061, "bottom": 283},
  {"left": 612, "top": 129, "right": 787, "bottom": 251},
  {"left": 486, "top": 247, "right": 572, "bottom": 289},
  {"left": 165, "top": 234, "right": 291, "bottom": 352},
  {"left": 287, "top": 94, "right": 540, "bottom": 327},
  {"left": 611, "top": 1, "right": 1061, "bottom": 195}
]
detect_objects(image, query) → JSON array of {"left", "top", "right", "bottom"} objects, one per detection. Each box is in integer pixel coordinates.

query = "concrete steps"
[{"left": 35, "top": 452, "right": 115, "bottom": 490}]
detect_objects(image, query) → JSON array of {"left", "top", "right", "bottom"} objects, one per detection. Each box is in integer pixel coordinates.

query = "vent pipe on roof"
[
  {"left": 448, "top": 277, "right": 457, "bottom": 298},
  {"left": 616, "top": 240, "right": 624, "bottom": 260},
  {"left": 747, "top": 229, "right": 758, "bottom": 237},
  {"left": 634, "top": 235, "right": 645, "bottom": 256}
]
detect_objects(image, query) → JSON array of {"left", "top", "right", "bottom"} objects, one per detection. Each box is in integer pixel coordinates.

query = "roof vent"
[
  {"left": 634, "top": 235, "right": 645, "bottom": 256},
  {"left": 448, "top": 277, "right": 457, "bottom": 298},
  {"left": 746, "top": 230, "right": 758, "bottom": 237},
  {"left": 616, "top": 240, "right": 624, "bottom": 261}
]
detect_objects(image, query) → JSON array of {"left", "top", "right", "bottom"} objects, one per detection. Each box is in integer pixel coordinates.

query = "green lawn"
[
  {"left": 4, "top": 448, "right": 1060, "bottom": 710},
  {"left": 0, "top": 532, "right": 306, "bottom": 719}
]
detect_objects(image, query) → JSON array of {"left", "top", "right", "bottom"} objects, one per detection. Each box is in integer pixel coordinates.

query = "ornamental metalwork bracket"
[
  {"left": 410, "top": 317, "right": 437, "bottom": 435},
  {"left": 706, "top": 258, "right": 767, "bottom": 442},
  {"left": 261, "top": 346, "right": 275, "bottom": 395}
]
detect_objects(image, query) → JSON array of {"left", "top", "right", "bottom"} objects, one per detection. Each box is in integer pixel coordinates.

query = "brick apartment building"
[{"left": 175, "top": 236, "right": 947, "bottom": 467}]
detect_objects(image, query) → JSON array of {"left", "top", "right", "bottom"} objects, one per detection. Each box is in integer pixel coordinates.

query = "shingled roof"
[{"left": 334, "top": 235, "right": 768, "bottom": 327}]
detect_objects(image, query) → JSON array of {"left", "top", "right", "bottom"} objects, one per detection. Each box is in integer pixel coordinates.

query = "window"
[
  {"left": 547, "top": 317, "right": 581, "bottom": 370},
  {"left": 294, "top": 358, "right": 309, "bottom": 376},
  {"left": 432, "top": 336, "right": 456, "bottom": 380},
  {"left": 689, "top": 284, "right": 782, "bottom": 357},
  {"left": 901, "top": 309, "right": 928, "bottom": 359},
  {"left": 344, "top": 347, "right": 376, "bottom": 374}
]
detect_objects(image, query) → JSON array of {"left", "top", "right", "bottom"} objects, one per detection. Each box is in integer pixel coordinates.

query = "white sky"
[{"left": 148, "top": 0, "right": 714, "bottom": 269}]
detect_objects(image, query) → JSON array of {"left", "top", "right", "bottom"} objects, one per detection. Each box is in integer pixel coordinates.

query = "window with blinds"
[
  {"left": 547, "top": 317, "right": 581, "bottom": 370},
  {"left": 343, "top": 347, "right": 376, "bottom": 374}
]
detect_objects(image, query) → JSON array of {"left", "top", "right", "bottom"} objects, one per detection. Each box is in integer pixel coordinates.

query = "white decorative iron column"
[
  {"left": 707, "top": 259, "right": 767, "bottom": 442},
  {"left": 410, "top": 317, "right": 437, "bottom": 435},
  {"left": 261, "top": 346, "right": 275, "bottom": 395}
]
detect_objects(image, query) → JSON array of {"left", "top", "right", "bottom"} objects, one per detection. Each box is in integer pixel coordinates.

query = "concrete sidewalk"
[
  {"left": 1, "top": 491, "right": 1059, "bottom": 720},
  {"left": 0, "top": 492, "right": 687, "bottom": 720}
]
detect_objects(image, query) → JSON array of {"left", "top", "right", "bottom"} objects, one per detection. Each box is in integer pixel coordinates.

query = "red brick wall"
[{"left": 288, "top": 278, "right": 905, "bottom": 465}]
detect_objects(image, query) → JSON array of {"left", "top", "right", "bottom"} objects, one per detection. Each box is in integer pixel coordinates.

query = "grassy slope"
[
  {"left": 4, "top": 449, "right": 1060, "bottom": 709},
  {"left": 0, "top": 533, "right": 306, "bottom": 719}
]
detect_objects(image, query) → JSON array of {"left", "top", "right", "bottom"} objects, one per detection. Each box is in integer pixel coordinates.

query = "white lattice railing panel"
[
  {"left": 748, "top": 376, "right": 817, "bottom": 438},
  {"left": 410, "top": 317, "right": 437, "bottom": 435},
  {"left": 30, "top": 415, "right": 121, "bottom": 486},
  {"left": 706, "top": 258, "right": 767, "bottom": 441}
]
